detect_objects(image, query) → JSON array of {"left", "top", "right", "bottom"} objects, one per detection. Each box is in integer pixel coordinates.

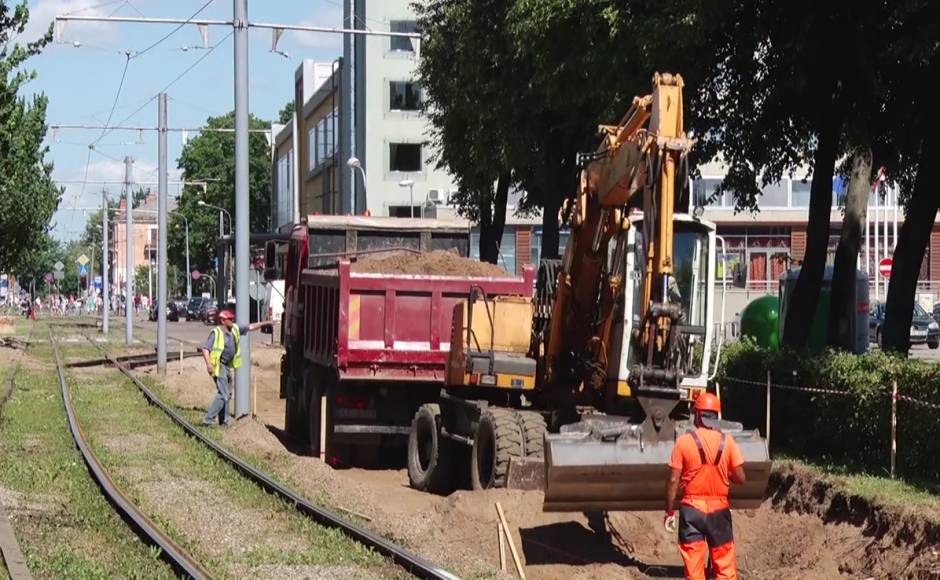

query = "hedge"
[{"left": 717, "top": 339, "right": 940, "bottom": 483}]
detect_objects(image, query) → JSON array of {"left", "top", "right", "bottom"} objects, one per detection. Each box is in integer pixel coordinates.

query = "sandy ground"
[{"left": 151, "top": 344, "right": 940, "bottom": 580}]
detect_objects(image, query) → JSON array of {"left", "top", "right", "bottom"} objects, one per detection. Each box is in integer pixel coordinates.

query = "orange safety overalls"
[{"left": 678, "top": 430, "right": 737, "bottom": 580}]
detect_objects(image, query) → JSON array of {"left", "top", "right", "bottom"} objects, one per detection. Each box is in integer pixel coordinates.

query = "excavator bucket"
[{"left": 542, "top": 417, "right": 771, "bottom": 512}]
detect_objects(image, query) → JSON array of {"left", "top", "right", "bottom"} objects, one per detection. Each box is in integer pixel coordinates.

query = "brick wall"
[{"left": 790, "top": 226, "right": 807, "bottom": 264}]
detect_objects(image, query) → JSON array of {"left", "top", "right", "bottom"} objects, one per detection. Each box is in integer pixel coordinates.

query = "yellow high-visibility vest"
[{"left": 209, "top": 325, "right": 241, "bottom": 377}]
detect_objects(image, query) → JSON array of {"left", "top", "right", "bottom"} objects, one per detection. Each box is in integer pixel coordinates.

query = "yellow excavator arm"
[{"left": 544, "top": 72, "right": 693, "bottom": 397}]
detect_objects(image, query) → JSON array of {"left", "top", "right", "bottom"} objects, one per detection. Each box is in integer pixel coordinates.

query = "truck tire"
[
  {"left": 515, "top": 410, "right": 547, "bottom": 458},
  {"left": 472, "top": 408, "right": 523, "bottom": 490},
  {"left": 407, "top": 403, "right": 451, "bottom": 493}
]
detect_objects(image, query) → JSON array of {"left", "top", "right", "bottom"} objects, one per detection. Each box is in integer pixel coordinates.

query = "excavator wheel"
[
  {"left": 472, "top": 408, "right": 524, "bottom": 490},
  {"left": 407, "top": 403, "right": 451, "bottom": 493},
  {"left": 515, "top": 410, "right": 547, "bottom": 458}
]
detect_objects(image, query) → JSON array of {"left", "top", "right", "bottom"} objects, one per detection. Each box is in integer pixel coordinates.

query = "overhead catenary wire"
[{"left": 128, "top": 0, "right": 215, "bottom": 60}]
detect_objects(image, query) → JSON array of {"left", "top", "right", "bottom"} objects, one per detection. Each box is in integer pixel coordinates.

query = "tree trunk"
[
  {"left": 883, "top": 145, "right": 940, "bottom": 353},
  {"left": 478, "top": 188, "right": 498, "bottom": 264},
  {"left": 491, "top": 171, "right": 510, "bottom": 265},
  {"left": 827, "top": 148, "right": 872, "bottom": 350},
  {"left": 782, "top": 105, "right": 842, "bottom": 349}
]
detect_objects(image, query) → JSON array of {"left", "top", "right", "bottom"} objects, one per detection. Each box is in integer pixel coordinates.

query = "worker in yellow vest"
[{"left": 200, "top": 309, "right": 272, "bottom": 426}]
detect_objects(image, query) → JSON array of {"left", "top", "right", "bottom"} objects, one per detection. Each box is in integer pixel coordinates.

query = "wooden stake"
[
  {"left": 252, "top": 374, "right": 257, "bottom": 418},
  {"left": 320, "top": 394, "right": 327, "bottom": 461},
  {"left": 891, "top": 380, "right": 898, "bottom": 479},
  {"left": 497, "top": 521, "right": 507, "bottom": 573},
  {"left": 765, "top": 370, "right": 772, "bottom": 455},
  {"left": 495, "top": 502, "right": 525, "bottom": 579},
  {"left": 178, "top": 345, "right": 183, "bottom": 375}
]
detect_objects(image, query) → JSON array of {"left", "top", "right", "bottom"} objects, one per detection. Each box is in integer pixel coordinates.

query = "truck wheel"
[
  {"left": 472, "top": 408, "right": 523, "bottom": 490},
  {"left": 408, "top": 403, "right": 451, "bottom": 493},
  {"left": 930, "top": 340, "right": 939, "bottom": 350},
  {"left": 515, "top": 410, "right": 547, "bottom": 458}
]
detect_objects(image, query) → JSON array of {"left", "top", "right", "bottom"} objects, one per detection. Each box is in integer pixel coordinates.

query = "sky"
[{"left": 19, "top": 0, "right": 345, "bottom": 242}]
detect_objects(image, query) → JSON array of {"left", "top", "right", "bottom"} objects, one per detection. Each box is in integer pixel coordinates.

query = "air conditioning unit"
[{"left": 428, "top": 189, "right": 444, "bottom": 204}]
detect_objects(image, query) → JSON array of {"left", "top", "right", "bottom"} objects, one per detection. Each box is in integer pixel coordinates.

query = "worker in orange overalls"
[{"left": 664, "top": 393, "right": 747, "bottom": 580}]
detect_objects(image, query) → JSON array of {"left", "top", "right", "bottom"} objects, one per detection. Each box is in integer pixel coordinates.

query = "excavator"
[{"left": 441, "top": 72, "right": 770, "bottom": 511}]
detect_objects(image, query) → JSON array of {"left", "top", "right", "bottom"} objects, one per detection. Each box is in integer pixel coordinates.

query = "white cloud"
[
  {"left": 24, "top": 0, "right": 122, "bottom": 45},
  {"left": 291, "top": 3, "right": 343, "bottom": 51}
]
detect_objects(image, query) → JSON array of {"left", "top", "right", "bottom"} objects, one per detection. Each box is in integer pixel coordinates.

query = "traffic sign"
[
  {"left": 191, "top": 269, "right": 202, "bottom": 281},
  {"left": 54, "top": 261, "right": 64, "bottom": 271},
  {"left": 53, "top": 270, "right": 64, "bottom": 280},
  {"left": 77, "top": 254, "right": 89, "bottom": 266},
  {"left": 79, "top": 264, "right": 88, "bottom": 276},
  {"left": 879, "top": 257, "right": 893, "bottom": 278}
]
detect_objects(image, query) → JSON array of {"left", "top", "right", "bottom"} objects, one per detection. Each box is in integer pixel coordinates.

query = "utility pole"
[
  {"left": 185, "top": 218, "right": 191, "bottom": 301},
  {"left": 233, "top": 0, "right": 251, "bottom": 418},
  {"left": 102, "top": 189, "right": 109, "bottom": 335},
  {"left": 124, "top": 155, "right": 134, "bottom": 345},
  {"left": 157, "top": 92, "right": 168, "bottom": 373}
]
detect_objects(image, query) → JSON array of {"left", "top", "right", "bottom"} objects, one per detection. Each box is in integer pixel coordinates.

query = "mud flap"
[{"left": 543, "top": 419, "right": 771, "bottom": 512}]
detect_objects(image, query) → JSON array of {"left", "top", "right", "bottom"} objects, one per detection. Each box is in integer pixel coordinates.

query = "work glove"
[{"left": 663, "top": 511, "right": 678, "bottom": 534}]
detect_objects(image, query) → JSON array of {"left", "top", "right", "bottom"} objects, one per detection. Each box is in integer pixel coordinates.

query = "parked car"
[
  {"left": 148, "top": 301, "right": 181, "bottom": 322},
  {"left": 186, "top": 297, "right": 206, "bottom": 321},
  {"left": 198, "top": 300, "right": 217, "bottom": 324},
  {"left": 869, "top": 302, "right": 939, "bottom": 348}
]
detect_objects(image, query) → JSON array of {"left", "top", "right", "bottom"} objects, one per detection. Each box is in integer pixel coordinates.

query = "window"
[
  {"left": 390, "top": 20, "right": 418, "bottom": 52},
  {"left": 276, "top": 151, "right": 293, "bottom": 226},
  {"left": 389, "top": 205, "right": 422, "bottom": 218},
  {"left": 760, "top": 180, "right": 789, "bottom": 208},
  {"left": 389, "top": 143, "right": 422, "bottom": 172},
  {"left": 791, "top": 179, "right": 811, "bottom": 207},
  {"left": 470, "top": 230, "right": 517, "bottom": 274},
  {"left": 389, "top": 81, "right": 422, "bottom": 111},
  {"left": 692, "top": 178, "right": 728, "bottom": 207},
  {"left": 307, "top": 127, "right": 317, "bottom": 170}
]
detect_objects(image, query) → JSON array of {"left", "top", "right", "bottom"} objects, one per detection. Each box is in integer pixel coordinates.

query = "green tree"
[
  {"left": 169, "top": 112, "right": 272, "bottom": 277},
  {"left": 277, "top": 100, "right": 295, "bottom": 125},
  {"left": 0, "top": 2, "right": 61, "bottom": 274}
]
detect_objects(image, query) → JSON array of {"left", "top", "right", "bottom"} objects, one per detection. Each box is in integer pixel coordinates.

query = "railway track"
[
  {"left": 75, "top": 328, "right": 459, "bottom": 580},
  {"left": 0, "top": 325, "right": 36, "bottom": 580},
  {"left": 50, "top": 329, "right": 211, "bottom": 580}
]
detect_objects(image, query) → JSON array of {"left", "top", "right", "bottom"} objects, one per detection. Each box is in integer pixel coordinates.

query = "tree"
[
  {"left": 0, "top": 2, "right": 61, "bottom": 274},
  {"left": 828, "top": 150, "right": 872, "bottom": 349},
  {"left": 416, "top": 0, "right": 517, "bottom": 263},
  {"left": 277, "top": 101, "right": 295, "bottom": 125},
  {"left": 169, "top": 112, "right": 272, "bottom": 277}
]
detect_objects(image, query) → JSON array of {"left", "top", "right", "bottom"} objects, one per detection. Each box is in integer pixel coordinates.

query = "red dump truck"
[{"left": 277, "top": 216, "right": 534, "bottom": 466}]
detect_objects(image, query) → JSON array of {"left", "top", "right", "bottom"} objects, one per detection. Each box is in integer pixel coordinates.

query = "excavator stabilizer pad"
[{"left": 542, "top": 425, "right": 771, "bottom": 512}]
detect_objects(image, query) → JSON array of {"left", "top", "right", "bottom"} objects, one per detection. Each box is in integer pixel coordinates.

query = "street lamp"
[
  {"left": 399, "top": 179, "right": 415, "bottom": 218},
  {"left": 347, "top": 156, "right": 366, "bottom": 214},
  {"left": 197, "top": 200, "right": 233, "bottom": 236}
]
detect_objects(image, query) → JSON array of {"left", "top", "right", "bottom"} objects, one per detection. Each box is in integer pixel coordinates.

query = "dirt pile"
[{"left": 351, "top": 250, "right": 511, "bottom": 278}]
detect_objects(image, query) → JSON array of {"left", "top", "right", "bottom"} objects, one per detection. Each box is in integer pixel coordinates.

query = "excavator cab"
[{"left": 543, "top": 214, "right": 771, "bottom": 511}]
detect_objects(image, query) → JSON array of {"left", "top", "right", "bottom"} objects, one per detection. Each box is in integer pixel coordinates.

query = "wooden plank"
[
  {"left": 0, "top": 501, "right": 32, "bottom": 580},
  {"left": 495, "top": 502, "right": 525, "bottom": 579}
]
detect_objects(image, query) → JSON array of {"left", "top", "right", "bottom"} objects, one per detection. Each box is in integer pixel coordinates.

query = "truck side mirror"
[{"left": 264, "top": 241, "right": 278, "bottom": 281}]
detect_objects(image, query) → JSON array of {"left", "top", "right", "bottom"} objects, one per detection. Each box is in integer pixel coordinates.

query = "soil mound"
[{"left": 352, "top": 250, "right": 511, "bottom": 278}]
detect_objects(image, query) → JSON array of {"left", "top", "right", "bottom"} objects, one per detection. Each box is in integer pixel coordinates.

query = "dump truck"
[{"left": 276, "top": 216, "right": 535, "bottom": 465}]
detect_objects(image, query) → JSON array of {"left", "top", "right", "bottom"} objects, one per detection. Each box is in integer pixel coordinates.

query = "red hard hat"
[
  {"left": 218, "top": 309, "right": 235, "bottom": 321},
  {"left": 694, "top": 392, "right": 721, "bottom": 414}
]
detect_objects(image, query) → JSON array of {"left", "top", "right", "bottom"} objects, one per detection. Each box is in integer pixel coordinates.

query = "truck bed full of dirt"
[{"left": 351, "top": 250, "right": 512, "bottom": 278}]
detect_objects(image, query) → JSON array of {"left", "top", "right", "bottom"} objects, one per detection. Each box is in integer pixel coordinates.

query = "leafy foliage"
[
  {"left": 277, "top": 101, "right": 295, "bottom": 125},
  {"left": 169, "top": 112, "right": 272, "bottom": 275},
  {"left": 0, "top": 2, "right": 61, "bottom": 273},
  {"left": 719, "top": 339, "right": 940, "bottom": 483}
]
